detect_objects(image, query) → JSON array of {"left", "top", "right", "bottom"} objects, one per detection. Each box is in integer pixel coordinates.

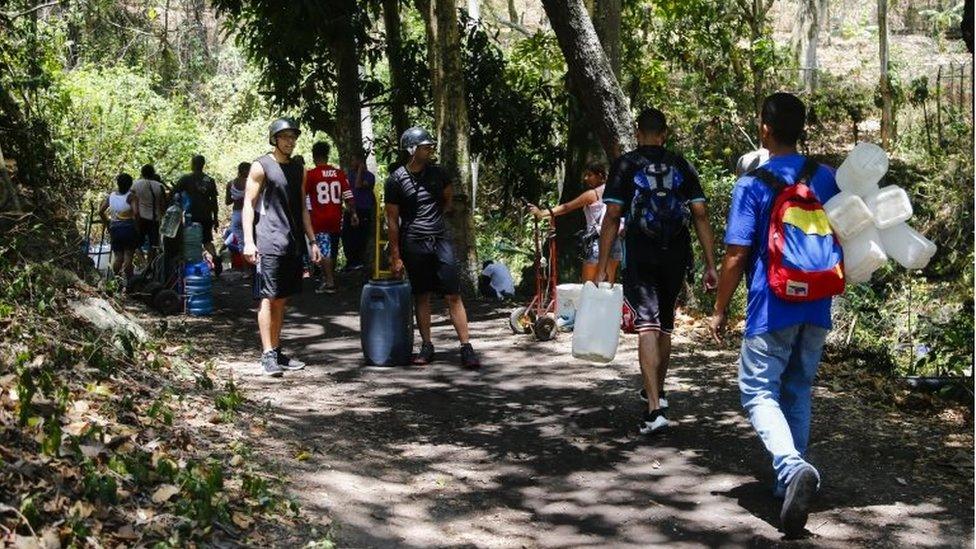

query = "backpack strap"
[{"left": 748, "top": 157, "right": 820, "bottom": 193}]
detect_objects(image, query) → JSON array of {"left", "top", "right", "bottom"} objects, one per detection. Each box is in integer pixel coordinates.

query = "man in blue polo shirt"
[{"left": 709, "top": 92, "right": 840, "bottom": 537}]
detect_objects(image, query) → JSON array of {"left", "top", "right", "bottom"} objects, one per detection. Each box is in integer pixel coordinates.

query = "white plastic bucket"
[
  {"left": 88, "top": 243, "right": 112, "bottom": 273},
  {"left": 556, "top": 283, "right": 583, "bottom": 321}
]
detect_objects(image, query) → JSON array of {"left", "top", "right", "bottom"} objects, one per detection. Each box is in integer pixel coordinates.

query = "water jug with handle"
[
  {"left": 572, "top": 282, "right": 624, "bottom": 363},
  {"left": 835, "top": 142, "right": 889, "bottom": 197},
  {"left": 879, "top": 223, "right": 937, "bottom": 270}
]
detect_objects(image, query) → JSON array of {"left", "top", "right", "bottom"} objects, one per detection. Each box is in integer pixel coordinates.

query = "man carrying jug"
[
  {"left": 384, "top": 126, "right": 480, "bottom": 369},
  {"left": 596, "top": 107, "right": 718, "bottom": 435}
]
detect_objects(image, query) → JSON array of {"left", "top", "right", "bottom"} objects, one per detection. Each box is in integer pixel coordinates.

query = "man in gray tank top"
[{"left": 242, "top": 118, "right": 322, "bottom": 377}]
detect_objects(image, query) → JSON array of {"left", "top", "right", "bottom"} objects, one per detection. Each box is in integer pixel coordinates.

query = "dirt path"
[{"left": 191, "top": 271, "right": 973, "bottom": 548}]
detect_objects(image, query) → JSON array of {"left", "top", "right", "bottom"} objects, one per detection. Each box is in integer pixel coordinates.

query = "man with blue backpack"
[
  {"left": 596, "top": 107, "right": 719, "bottom": 435},
  {"left": 709, "top": 92, "right": 845, "bottom": 538}
]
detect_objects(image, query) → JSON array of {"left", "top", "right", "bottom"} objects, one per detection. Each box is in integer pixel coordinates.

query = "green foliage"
[{"left": 49, "top": 66, "right": 202, "bottom": 190}]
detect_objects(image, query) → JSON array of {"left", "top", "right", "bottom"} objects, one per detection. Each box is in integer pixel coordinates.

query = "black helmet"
[
  {"left": 268, "top": 118, "right": 301, "bottom": 146},
  {"left": 400, "top": 126, "right": 436, "bottom": 154}
]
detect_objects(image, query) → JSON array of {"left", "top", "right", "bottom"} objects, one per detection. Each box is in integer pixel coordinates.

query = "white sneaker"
[{"left": 639, "top": 410, "right": 669, "bottom": 435}]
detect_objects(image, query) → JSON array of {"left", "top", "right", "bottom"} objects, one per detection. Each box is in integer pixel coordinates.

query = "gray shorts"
[{"left": 584, "top": 236, "right": 623, "bottom": 264}]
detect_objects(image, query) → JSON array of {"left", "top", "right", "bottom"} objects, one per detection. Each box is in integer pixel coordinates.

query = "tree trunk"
[
  {"left": 556, "top": 0, "right": 622, "bottom": 281},
  {"left": 418, "top": 0, "right": 478, "bottom": 291},
  {"left": 541, "top": 0, "right": 635, "bottom": 160},
  {"left": 383, "top": 0, "right": 410, "bottom": 145},
  {"left": 878, "top": 0, "right": 894, "bottom": 148},
  {"left": 792, "top": 0, "right": 822, "bottom": 93},
  {"left": 328, "top": 5, "right": 364, "bottom": 169}
]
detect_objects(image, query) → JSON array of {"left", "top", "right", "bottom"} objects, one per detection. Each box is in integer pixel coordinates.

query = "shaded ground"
[{"left": 189, "top": 270, "right": 973, "bottom": 548}]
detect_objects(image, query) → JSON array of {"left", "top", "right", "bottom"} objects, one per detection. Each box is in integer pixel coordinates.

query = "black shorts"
[
  {"left": 401, "top": 236, "right": 460, "bottom": 296},
  {"left": 622, "top": 259, "right": 687, "bottom": 335},
  {"left": 253, "top": 253, "right": 303, "bottom": 300}
]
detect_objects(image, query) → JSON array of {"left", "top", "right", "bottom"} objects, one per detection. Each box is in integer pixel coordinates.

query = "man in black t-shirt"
[
  {"left": 177, "top": 155, "right": 220, "bottom": 273},
  {"left": 385, "top": 126, "right": 480, "bottom": 369},
  {"left": 596, "top": 108, "right": 719, "bottom": 435}
]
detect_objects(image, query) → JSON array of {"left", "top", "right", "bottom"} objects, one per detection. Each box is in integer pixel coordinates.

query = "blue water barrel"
[
  {"left": 360, "top": 280, "right": 414, "bottom": 366},
  {"left": 183, "top": 222, "right": 203, "bottom": 263},
  {"left": 184, "top": 261, "right": 213, "bottom": 316}
]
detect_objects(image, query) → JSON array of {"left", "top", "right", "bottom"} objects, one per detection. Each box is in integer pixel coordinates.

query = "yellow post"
[{"left": 374, "top": 185, "right": 392, "bottom": 280}]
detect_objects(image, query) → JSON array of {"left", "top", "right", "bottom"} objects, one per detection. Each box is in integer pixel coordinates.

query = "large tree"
[
  {"left": 382, "top": 0, "right": 411, "bottom": 145},
  {"left": 878, "top": 0, "right": 895, "bottom": 148},
  {"left": 792, "top": 0, "right": 827, "bottom": 93},
  {"left": 212, "top": 1, "right": 365, "bottom": 166},
  {"left": 541, "top": 0, "right": 635, "bottom": 160},
  {"left": 416, "top": 0, "right": 478, "bottom": 288}
]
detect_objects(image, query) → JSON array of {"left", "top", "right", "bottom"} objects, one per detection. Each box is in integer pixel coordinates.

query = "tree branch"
[
  {"left": 492, "top": 13, "right": 533, "bottom": 36},
  {"left": 4, "top": 0, "right": 60, "bottom": 20}
]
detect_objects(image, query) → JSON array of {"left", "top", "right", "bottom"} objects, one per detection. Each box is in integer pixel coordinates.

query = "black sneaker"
[
  {"left": 460, "top": 343, "right": 480, "bottom": 370},
  {"left": 639, "top": 408, "right": 669, "bottom": 435},
  {"left": 412, "top": 341, "right": 435, "bottom": 365},
  {"left": 638, "top": 389, "right": 668, "bottom": 411},
  {"left": 275, "top": 348, "right": 306, "bottom": 371},
  {"left": 261, "top": 350, "right": 283, "bottom": 377},
  {"left": 781, "top": 465, "right": 819, "bottom": 538}
]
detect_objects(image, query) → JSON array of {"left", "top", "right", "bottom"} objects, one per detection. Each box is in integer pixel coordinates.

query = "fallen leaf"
[
  {"left": 151, "top": 484, "right": 179, "bottom": 503},
  {"left": 232, "top": 512, "right": 253, "bottom": 529},
  {"left": 135, "top": 508, "right": 155, "bottom": 523},
  {"left": 69, "top": 500, "right": 94, "bottom": 519},
  {"left": 230, "top": 454, "right": 244, "bottom": 467},
  {"left": 116, "top": 525, "right": 138, "bottom": 540},
  {"left": 295, "top": 451, "right": 311, "bottom": 462}
]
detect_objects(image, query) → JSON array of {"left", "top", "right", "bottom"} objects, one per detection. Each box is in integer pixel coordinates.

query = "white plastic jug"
[
  {"left": 555, "top": 283, "right": 583, "bottom": 322},
  {"left": 823, "top": 191, "right": 874, "bottom": 240},
  {"left": 572, "top": 282, "right": 624, "bottom": 363},
  {"left": 835, "top": 142, "right": 889, "bottom": 197},
  {"left": 864, "top": 185, "right": 913, "bottom": 229},
  {"left": 879, "top": 223, "right": 937, "bottom": 270},
  {"left": 841, "top": 226, "right": 888, "bottom": 284}
]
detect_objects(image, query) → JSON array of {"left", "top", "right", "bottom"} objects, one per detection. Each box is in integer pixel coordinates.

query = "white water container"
[
  {"left": 572, "top": 282, "right": 624, "bottom": 363},
  {"left": 864, "top": 185, "right": 913, "bottom": 229},
  {"left": 823, "top": 191, "right": 874, "bottom": 240},
  {"left": 879, "top": 223, "right": 937, "bottom": 270},
  {"left": 841, "top": 226, "right": 888, "bottom": 284},
  {"left": 556, "top": 283, "right": 583, "bottom": 321},
  {"left": 835, "top": 142, "right": 889, "bottom": 197},
  {"left": 88, "top": 243, "right": 111, "bottom": 273}
]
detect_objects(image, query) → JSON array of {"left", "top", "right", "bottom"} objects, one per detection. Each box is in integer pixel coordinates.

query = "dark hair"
[
  {"left": 482, "top": 260, "right": 492, "bottom": 270},
  {"left": 761, "top": 92, "right": 806, "bottom": 146},
  {"left": 584, "top": 162, "right": 607, "bottom": 178},
  {"left": 140, "top": 164, "right": 156, "bottom": 178},
  {"left": 636, "top": 108, "right": 667, "bottom": 135},
  {"left": 237, "top": 162, "right": 251, "bottom": 176},
  {"left": 191, "top": 155, "right": 205, "bottom": 171},
  {"left": 116, "top": 173, "right": 134, "bottom": 193},
  {"left": 312, "top": 141, "right": 331, "bottom": 162}
]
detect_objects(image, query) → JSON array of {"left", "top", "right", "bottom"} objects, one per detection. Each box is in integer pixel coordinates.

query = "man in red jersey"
[{"left": 305, "top": 141, "right": 358, "bottom": 293}]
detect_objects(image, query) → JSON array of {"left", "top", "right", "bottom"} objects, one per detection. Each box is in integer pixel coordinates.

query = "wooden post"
[{"left": 937, "top": 64, "right": 944, "bottom": 145}]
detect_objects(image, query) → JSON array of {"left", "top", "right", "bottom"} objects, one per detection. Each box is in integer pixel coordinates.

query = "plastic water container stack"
[
  {"left": 183, "top": 222, "right": 204, "bottom": 264},
  {"left": 184, "top": 261, "right": 213, "bottom": 316},
  {"left": 824, "top": 142, "right": 937, "bottom": 284},
  {"left": 572, "top": 282, "right": 624, "bottom": 363}
]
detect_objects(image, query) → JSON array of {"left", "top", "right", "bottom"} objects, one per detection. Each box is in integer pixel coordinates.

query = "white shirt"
[{"left": 481, "top": 262, "right": 515, "bottom": 297}]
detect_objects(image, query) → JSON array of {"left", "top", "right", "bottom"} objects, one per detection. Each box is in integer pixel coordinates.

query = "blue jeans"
[{"left": 739, "top": 323, "right": 828, "bottom": 496}]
